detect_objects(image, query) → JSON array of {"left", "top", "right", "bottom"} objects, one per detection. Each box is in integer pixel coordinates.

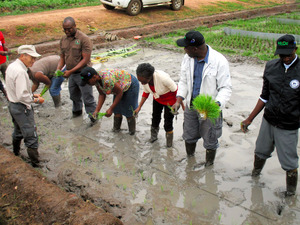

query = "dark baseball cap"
[
  {"left": 176, "top": 31, "right": 205, "bottom": 47},
  {"left": 274, "top": 34, "right": 297, "bottom": 55},
  {"left": 80, "top": 66, "right": 97, "bottom": 86}
]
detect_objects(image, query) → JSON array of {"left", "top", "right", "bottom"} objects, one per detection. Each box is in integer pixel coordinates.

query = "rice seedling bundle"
[
  {"left": 55, "top": 70, "right": 64, "bottom": 77},
  {"left": 192, "top": 94, "right": 221, "bottom": 123},
  {"left": 40, "top": 85, "right": 49, "bottom": 97}
]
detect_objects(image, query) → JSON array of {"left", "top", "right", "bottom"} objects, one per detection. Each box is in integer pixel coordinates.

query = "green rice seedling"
[
  {"left": 164, "top": 207, "right": 167, "bottom": 215},
  {"left": 96, "top": 112, "right": 106, "bottom": 119},
  {"left": 192, "top": 94, "right": 221, "bottom": 123},
  {"left": 40, "top": 85, "right": 49, "bottom": 97},
  {"left": 140, "top": 171, "right": 144, "bottom": 180},
  {"left": 190, "top": 220, "right": 192, "bottom": 225},
  {"left": 99, "top": 153, "right": 102, "bottom": 161},
  {"left": 144, "top": 198, "right": 147, "bottom": 204},
  {"left": 54, "top": 70, "right": 64, "bottom": 77},
  {"left": 123, "top": 184, "right": 127, "bottom": 190},
  {"left": 219, "top": 213, "right": 222, "bottom": 221},
  {"left": 161, "top": 185, "right": 164, "bottom": 191},
  {"left": 170, "top": 190, "right": 173, "bottom": 196},
  {"left": 132, "top": 191, "right": 135, "bottom": 198}
]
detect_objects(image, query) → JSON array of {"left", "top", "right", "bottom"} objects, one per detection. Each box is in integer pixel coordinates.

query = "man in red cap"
[{"left": 241, "top": 34, "right": 299, "bottom": 196}]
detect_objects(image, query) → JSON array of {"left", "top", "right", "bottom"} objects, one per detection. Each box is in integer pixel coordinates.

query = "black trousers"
[{"left": 151, "top": 99, "right": 174, "bottom": 132}]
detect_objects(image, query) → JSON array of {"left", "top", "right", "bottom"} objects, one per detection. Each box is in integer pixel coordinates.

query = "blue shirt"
[{"left": 192, "top": 47, "right": 209, "bottom": 98}]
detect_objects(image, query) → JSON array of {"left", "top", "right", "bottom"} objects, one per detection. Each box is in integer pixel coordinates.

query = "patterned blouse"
[{"left": 98, "top": 69, "right": 132, "bottom": 94}]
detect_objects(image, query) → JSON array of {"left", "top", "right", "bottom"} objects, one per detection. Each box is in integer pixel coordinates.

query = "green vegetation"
[
  {"left": 144, "top": 12, "right": 300, "bottom": 61},
  {"left": 0, "top": 0, "right": 100, "bottom": 16},
  {"left": 192, "top": 95, "right": 221, "bottom": 123}
]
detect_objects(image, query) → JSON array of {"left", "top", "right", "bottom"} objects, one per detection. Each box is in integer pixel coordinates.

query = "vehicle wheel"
[
  {"left": 103, "top": 4, "right": 115, "bottom": 10},
  {"left": 126, "top": 0, "right": 142, "bottom": 16},
  {"left": 171, "top": 0, "right": 182, "bottom": 11}
]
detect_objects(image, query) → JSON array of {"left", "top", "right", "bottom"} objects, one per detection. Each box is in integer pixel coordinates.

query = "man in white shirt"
[{"left": 6, "top": 45, "right": 44, "bottom": 167}]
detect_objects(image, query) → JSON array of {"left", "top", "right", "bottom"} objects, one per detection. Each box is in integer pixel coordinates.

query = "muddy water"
[{"left": 1, "top": 44, "right": 300, "bottom": 225}]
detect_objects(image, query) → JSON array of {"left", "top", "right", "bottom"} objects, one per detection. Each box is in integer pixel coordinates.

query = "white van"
[{"left": 100, "top": 0, "right": 184, "bottom": 16}]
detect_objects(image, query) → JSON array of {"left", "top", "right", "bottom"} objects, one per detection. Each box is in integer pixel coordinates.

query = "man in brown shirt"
[{"left": 57, "top": 17, "right": 96, "bottom": 122}]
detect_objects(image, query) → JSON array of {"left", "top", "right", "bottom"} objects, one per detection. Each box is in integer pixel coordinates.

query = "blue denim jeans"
[{"left": 49, "top": 76, "right": 65, "bottom": 96}]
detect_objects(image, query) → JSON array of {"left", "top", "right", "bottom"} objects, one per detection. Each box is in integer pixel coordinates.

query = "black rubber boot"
[
  {"left": 127, "top": 117, "right": 136, "bottom": 135},
  {"left": 149, "top": 126, "right": 159, "bottom": 143},
  {"left": 72, "top": 110, "right": 82, "bottom": 118},
  {"left": 166, "top": 131, "right": 173, "bottom": 147},
  {"left": 205, "top": 149, "right": 217, "bottom": 167},
  {"left": 185, "top": 141, "right": 196, "bottom": 157},
  {"left": 286, "top": 169, "right": 298, "bottom": 196},
  {"left": 52, "top": 95, "right": 61, "bottom": 108},
  {"left": 251, "top": 154, "right": 266, "bottom": 177},
  {"left": 13, "top": 139, "right": 21, "bottom": 156},
  {"left": 27, "top": 148, "right": 39, "bottom": 167},
  {"left": 113, "top": 116, "right": 122, "bottom": 132}
]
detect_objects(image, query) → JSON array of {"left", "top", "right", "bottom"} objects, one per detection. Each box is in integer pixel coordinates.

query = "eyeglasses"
[{"left": 63, "top": 27, "right": 74, "bottom": 32}]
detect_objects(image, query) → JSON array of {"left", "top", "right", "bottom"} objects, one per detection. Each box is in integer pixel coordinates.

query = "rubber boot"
[
  {"left": 127, "top": 116, "right": 136, "bottom": 135},
  {"left": 72, "top": 110, "right": 82, "bottom": 118},
  {"left": 205, "top": 149, "right": 217, "bottom": 167},
  {"left": 52, "top": 95, "right": 61, "bottom": 108},
  {"left": 149, "top": 126, "right": 159, "bottom": 143},
  {"left": 185, "top": 141, "right": 196, "bottom": 157},
  {"left": 27, "top": 148, "right": 39, "bottom": 167},
  {"left": 251, "top": 154, "right": 266, "bottom": 177},
  {"left": 13, "top": 139, "right": 21, "bottom": 156},
  {"left": 113, "top": 116, "right": 122, "bottom": 132},
  {"left": 286, "top": 169, "right": 298, "bottom": 196},
  {"left": 166, "top": 131, "right": 173, "bottom": 147}
]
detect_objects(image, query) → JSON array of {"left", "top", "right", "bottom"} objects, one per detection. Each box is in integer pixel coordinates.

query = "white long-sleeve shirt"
[
  {"left": 6, "top": 59, "right": 33, "bottom": 109},
  {"left": 177, "top": 45, "right": 232, "bottom": 109},
  {"left": 142, "top": 70, "right": 177, "bottom": 99}
]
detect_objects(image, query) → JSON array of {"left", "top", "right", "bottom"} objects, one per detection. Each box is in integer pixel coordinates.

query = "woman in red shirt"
[{"left": 135, "top": 63, "right": 183, "bottom": 147}]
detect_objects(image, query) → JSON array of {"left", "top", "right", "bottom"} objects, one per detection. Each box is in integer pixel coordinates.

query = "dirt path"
[{"left": 1, "top": 0, "right": 293, "bottom": 48}]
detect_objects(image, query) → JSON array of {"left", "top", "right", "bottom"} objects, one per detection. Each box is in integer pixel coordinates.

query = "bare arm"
[
  {"left": 134, "top": 96, "right": 147, "bottom": 115},
  {"left": 106, "top": 82, "right": 123, "bottom": 117},
  {"left": 63, "top": 52, "right": 91, "bottom": 78},
  {"left": 57, "top": 53, "right": 65, "bottom": 71},
  {"left": 241, "top": 99, "right": 265, "bottom": 132}
]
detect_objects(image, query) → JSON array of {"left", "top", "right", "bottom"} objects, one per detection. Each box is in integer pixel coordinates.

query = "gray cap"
[{"left": 18, "top": 45, "right": 41, "bottom": 58}]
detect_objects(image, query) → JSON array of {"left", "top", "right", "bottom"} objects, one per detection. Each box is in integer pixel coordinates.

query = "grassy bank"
[
  {"left": 145, "top": 12, "right": 300, "bottom": 61},
  {"left": 0, "top": 0, "right": 100, "bottom": 16},
  {"left": 0, "top": 0, "right": 288, "bottom": 17}
]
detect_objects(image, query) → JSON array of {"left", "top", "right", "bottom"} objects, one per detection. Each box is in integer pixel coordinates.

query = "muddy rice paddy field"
[{"left": 1, "top": 43, "right": 300, "bottom": 224}]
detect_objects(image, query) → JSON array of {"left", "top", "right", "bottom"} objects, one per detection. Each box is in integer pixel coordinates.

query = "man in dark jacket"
[{"left": 241, "top": 34, "right": 299, "bottom": 196}]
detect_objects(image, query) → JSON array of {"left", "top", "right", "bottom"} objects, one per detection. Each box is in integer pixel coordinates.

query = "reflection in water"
[
  {"left": 176, "top": 192, "right": 185, "bottom": 208},
  {"left": 130, "top": 189, "right": 147, "bottom": 204}
]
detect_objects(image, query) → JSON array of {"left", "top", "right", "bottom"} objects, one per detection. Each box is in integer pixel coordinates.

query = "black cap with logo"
[
  {"left": 176, "top": 31, "right": 205, "bottom": 47},
  {"left": 80, "top": 66, "right": 97, "bottom": 86},
  {"left": 274, "top": 34, "right": 297, "bottom": 55}
]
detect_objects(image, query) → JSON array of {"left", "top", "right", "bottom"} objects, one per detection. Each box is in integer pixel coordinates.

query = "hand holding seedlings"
[
  {"left": 34, "top": 95, "right": 45, "bottom": 104},
  {"left": 240, "top": 121, "right": 251, "bottom": 133},
  {"left": 192, "top": 94, "right": 221, "bottom": 123}
]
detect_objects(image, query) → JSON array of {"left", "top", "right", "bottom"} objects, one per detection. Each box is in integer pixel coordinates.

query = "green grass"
[
  {"left": 0, "top": 0, "right": 100, "bottom": 16},
  {"left": 144, "top": 12, "right": 300, "bottom": 61}
]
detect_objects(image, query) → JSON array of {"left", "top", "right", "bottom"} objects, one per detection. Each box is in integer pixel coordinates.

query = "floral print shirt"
[{"left": 98, "top": 69, "right": 132, "bottom": 94}]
